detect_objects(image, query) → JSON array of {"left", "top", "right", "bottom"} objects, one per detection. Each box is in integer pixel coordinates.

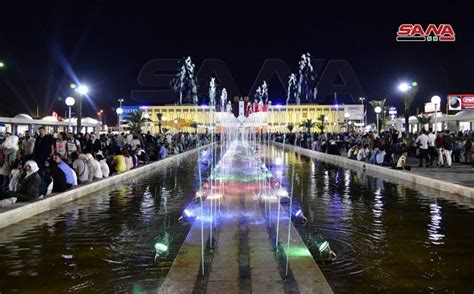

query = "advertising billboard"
[{"left": 448, "top": 94, "right": 474, "bottom": 111}]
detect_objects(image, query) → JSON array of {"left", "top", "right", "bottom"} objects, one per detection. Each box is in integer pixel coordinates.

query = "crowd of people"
[
  {"left": 273, "top": 128, "right": 473, "bottom": 171},
  {"left": 0, "top": 128, "right": 211, "bottom": 206}
]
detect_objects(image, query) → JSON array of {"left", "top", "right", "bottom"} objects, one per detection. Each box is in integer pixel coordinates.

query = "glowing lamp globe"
[
  {"left": 65, "top": 97, "right": 75, "bottom": 107},
  {"left": 398, "top": 83, "right": 410, "bottom": 92},
  {"left": 77, "top": 85, "right": 89, "bottom": 95},
  {"left": 116, "top": 107, "right": 123, "bottom": 115},
  {"left": 431, "top": 95, "right": 441, "bottom": 105},
  {"left": 374, "top": 106, "right": 382, "bottom": 114}
]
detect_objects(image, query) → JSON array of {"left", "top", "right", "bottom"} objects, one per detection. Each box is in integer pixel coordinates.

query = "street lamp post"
[
  {"left": 116, "top": 107, "right": 123, "bottom": 132},
  {"left": 359, "top": 97, "right": 366, "bottom": 126},
  {"left": 65, "top": 97, "right": 75, "bottom": 133},
  {"left": 375, "top": 106, "right": 382, "bottom": 135},
  {"left": 76, "top": 84, "right": 89, "bottom": 134},
  {"left": 431, "top": 95, "right": 441, "bottom": 132},
  {"left": 344, "top": 112, "right": 350, "bottom": 131}
]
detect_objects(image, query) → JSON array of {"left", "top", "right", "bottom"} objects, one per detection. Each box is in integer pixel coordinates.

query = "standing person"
[
  {"left": 442, "top": 131, "right": 453, "bottom": 168},
  {"left": 435, "top": 131, "right": 444, "bottom": 167},
  {"left": 55, "top": 132, "right": 68, "bottom": 160},
  {"left": 415, "top": 129, "right": 429, "bottom": 168},
  {"left": 22, "top": 130, "right": 36, "bottom": 160},
  {"left": 33, "top": 127, "right": 54, "bottom": 167},
  {"left": 66, "top": 134, "right": 81, "bottom": 164},
  {"left": 0, "top": 133, "right": 19, "bottom": 192},
  {"left": 464, "top": 138, "right": 472, "bottom": 163},
  {"left": 427, "top": 128, "right": 436, "bottom": 167}
]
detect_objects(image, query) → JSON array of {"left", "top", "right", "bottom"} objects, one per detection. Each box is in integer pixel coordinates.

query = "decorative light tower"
[
  {"left": 76, "top": 84, "right": 89, "bottom": 134},
  {"left": 116, "top": 107, "right": 123, "bottom": 132},
  {"left": 375, "top": 106, "right": 382, "bottom": 134}
]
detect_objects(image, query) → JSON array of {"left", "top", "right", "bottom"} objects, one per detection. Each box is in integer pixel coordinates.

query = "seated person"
[
  {"left": 53, "top": 153, "right": 76, "bottom": 188},
  {"left": 44, "top": 158, "right": 67, "bottom": 193},
  {"left": 0, "top": 161, "right": 41, "bottom": 202},
  {"left": 395, "top": 152, "right": 411, "bottom": 171}
]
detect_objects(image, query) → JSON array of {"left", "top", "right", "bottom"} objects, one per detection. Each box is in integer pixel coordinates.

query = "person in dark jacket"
[
  {"left": 0, "top": 161, "right": 41, "bottom": 201},
  {"left": 44, "top": 158, "right": 67, "bottom": 193}
]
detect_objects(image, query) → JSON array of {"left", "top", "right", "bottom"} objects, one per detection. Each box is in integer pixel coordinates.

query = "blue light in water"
[
  {"left": 184, "top": 209, "right": 193, "bottom": 218},
  {"left": 295, "top": 209, "right": 302, "bottom": 217}
]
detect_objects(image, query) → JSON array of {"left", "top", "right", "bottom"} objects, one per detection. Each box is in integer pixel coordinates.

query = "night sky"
[{"left": 0, "top": 1, "right": 472, "bottom": 124}]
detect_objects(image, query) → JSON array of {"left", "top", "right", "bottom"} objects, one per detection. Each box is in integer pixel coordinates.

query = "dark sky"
[{"left": 0, "top": 1, "right": 472, "bottom": 123}]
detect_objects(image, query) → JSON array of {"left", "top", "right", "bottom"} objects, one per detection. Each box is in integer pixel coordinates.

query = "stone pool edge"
[
  {"left": 0, "top": 144, "right": 213, "bottom": 229},
  {"left": 273, "top": 142, "right": 474, "bottom": 199}
]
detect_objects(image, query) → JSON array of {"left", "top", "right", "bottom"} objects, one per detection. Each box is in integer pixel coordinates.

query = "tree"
[
  {"left": 125, "top": 111, "right": 147, "bottom": 135},
  {"left": 190, "top": 121, "right": 199, "bottom": 134},
  {"left": 156, "top": 112, "right": 163, "bottom": 133},
  {"left": 316, "top": 114, "right": 327, "bottom": 133},
  {"left": 297, "top": 53, "right": 317, "bottom": 104},
  {"left": 162, "top": 127, "right": 170, "bottom": 134},
  {"left": 171, "top": 56, "right": 199, "bottom": 105},
  {"left": 401, "top": 82, "right": 419, "bottom": 137},
  {"left": 286, "top": 73, "right": 298, "bottom": 105},
  {"left": 416, "top": 114, "right": 432, "bottom": 132},
  {"left": 299, "top": 118, "right": 316, "bottom": 134},
  {"left": 287, "top": 123, "right": 294, "bottom": 133}
]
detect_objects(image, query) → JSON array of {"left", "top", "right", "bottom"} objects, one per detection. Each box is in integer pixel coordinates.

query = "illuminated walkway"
[{"left": 159, "top": 141, "right": 332, "bottom": 293}]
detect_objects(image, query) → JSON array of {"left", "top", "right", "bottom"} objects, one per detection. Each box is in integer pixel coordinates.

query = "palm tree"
[
  {"left": 368, "top": 99, "right": 386, "bottom": 112},
  {"left": 190, "top": 121, "right": 198, "bottom": 134},
  {"left": 416, "top": 114, "right": 432, "bottom": 132},
  {"left": 156, "top": 112, "right": 163, "bottom": 133},
  {"left": 299, "top": 118, "right": 316, "bottom": 134},
  {"left": 162, "top": 127, "right": 170, "bottom": 134},
  {"left": 125, "top": 111, "right": 147, "bottom": 135},
  {"left": 316, "top": 114, "right": 327, "bottom": 133},
  {"left": 287, "top": 123, "right": 294, "bottom": 133}
]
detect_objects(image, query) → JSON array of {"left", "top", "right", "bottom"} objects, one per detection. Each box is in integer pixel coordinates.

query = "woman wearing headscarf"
[
  {"left": 43, "top": 158, "right": 67, "bottom": 193},
  {"left": 0, "top": 160, "right": 41, "bottom": 201}
]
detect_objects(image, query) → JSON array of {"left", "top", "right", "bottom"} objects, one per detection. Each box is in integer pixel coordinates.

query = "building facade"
[{"left": 129, "top": 104, "right": 364, "bottom": 133}]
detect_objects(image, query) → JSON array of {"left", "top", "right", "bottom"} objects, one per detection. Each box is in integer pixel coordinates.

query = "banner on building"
[{"left": 448, "top": 94, "right": 474, "bottom": 111}]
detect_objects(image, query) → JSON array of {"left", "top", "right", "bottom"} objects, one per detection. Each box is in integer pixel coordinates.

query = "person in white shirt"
[
  {"left": 22, "top": 130, "right": 36, "bottom": 158},
  {"left": 427, "top": 128, "right": 436, "bottom": 166},
  {"left": 415, "top": 130, "right": 429, "bottom": 167},
  {"left": 86, "top": 153, "right": 103, "bottom": 180},
  {"left": 96, "top": 153, "right": 110, "bottom": 178}
]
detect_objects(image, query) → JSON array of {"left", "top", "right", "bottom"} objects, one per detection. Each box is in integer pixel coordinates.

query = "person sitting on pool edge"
[
  {"left": 394, "top": 151, "right": 411, "bottom": 171},
  {"left": 0, "top": 160, "right": 41, "bottom": 202}
]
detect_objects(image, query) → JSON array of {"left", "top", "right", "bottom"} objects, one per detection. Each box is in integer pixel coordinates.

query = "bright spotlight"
[
  {"left": 77, "top": 85, "right": 89, "bottom": 95},
  {"left": 398, "top": 83, "right": 410, "bottom": 92}
]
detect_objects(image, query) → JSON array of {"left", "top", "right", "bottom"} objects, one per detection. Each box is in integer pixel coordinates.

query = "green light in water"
[
  {"left": 288, "top": 246, "right": 312, "bottom": 257},
  {"left": 0, "top": 62, "right": 4, "bottom": 68},
  {"left": 155, "top": 242, "right": 168, "bottom": 253}
]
